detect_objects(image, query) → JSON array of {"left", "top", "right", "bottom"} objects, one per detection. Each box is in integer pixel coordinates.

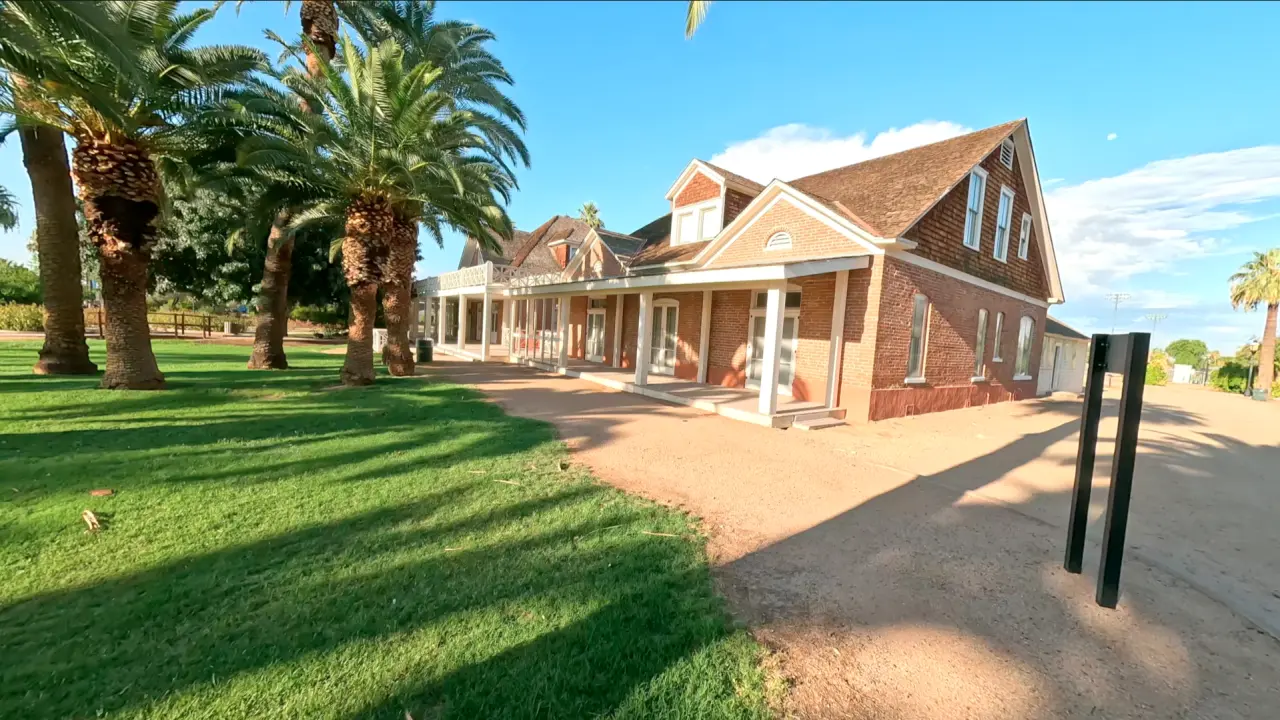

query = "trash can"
[
  {"left": 223, "top": 321, "right": 241, "bottom": 336},
  {"left": 1251, "top": 389, "right": 1269, "bottom": 401},
  {"left": 416, "top": 338, "right": 433, "bottom": 363}
]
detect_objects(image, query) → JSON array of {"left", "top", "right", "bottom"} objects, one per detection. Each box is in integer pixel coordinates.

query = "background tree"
[
  {"left": 338, "top": 0, "right": 528, "bottom": 373},
  {"left": 0, "top": 185, "right": 16, "bottom": 230},
  {"left": 0, "top": 258, "right": 40, "bottom": 304},
  {"left": 1229, "top": 248, "right": 1280, "bottom": 398},
  {"left": 235, "top": 37, "right": 516, "bottom": 385},
  {"left": 578, "top": 201, "right": 603, "bottom": 229},
  {"left": 0, "top": 0, "right": 139, "bottom": 376},
  {"left": 1164, "top": 338, "right": 1209, "bottom": 366},
  {"left": 3, "top": 3, "right": 266, "bottom": 389}
]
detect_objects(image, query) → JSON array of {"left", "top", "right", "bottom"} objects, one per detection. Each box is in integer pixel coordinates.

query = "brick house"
[{"left": 413, "top": 120, "right": 1065, "bottom": 427}]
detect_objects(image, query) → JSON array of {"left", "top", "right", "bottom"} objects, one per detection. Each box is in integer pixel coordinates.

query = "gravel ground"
[{"left": 422, "top": 358, "right": 1280, "bottom": 719}]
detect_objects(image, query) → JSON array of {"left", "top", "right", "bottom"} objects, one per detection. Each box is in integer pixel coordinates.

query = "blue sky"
[{"left": 2, "top": 1, "right": 1277, "bottom": 353}]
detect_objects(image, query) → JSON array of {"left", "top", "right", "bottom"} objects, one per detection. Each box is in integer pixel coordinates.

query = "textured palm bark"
[
  {"left": 339, "top": 200, "right": 392, "bottom": 386},
  {"left": 301, "top": 0, "right": 338, "bottom": 77},
  {"left": 247, "top": 212, "right": 294, "bottom": 369},
  {"left": 20, "top": 125, "right": 97, "bottom": 375},
  {"left": 1259, "top": 303, "right": 1277, "bottom": 394},
  {"left": 382, "top": 215, "right": 417, "bottom": 376},
  {"left": 71, "top": 138, "right": 164, "bottom": 390}
]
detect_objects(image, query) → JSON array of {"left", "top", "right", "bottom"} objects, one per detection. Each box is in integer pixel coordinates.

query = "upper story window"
[
  {"left": 993, "top": 186, "right": 1015, "bottom": 262},
  {"left": 673, "top": 200, "right": 721, "bottom": 245},
  {"left": 999, "top": 138, "right": 1015, "bottom": 170},
  {"left": 765, "top": 231, "right": 793, "bottom": 250},
  {"left": 963, "top": 168, "right": 988, "bottom": 250},
  {"left": 1018, "top": 212, "right": 1032, "bottom": 260},
  {"left": 566, "top": 245, "right": 578, "bottom": 263}
]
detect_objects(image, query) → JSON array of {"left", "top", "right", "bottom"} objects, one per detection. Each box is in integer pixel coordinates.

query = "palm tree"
[
  {"left": 686, "top": 1, "right": 712, "bottom": 38},
  {"left": 578, "top": 202, "right": 603, "bottom": 229},
  {"left": 337, "top": 0, "right": 528, "bottom": 374},
  {"left": 2, "top": 1, "right": 266, "bottom": 389},
  {"left": 235, "top": 36, "right": 516, "bottom": 385},
  {"left": 0, "top": 0, "right": 139, "bottom": 376},
  {"left": 243, "top": 0, "right": 338, "bottom": 371},
  {"left": 1229, "top": 248, "right": 1280, "bottom": 397},
  {"left": 0, "top": 185, "right": 16, "bottom": 230}
]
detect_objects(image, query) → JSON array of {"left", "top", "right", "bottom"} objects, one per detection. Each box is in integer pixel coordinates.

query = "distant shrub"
[
  {"left": 1144, "top": 362, "right": 1168, "bottom": 386},
  {"left": 1209, "top": 361, "right": 1250, "bottom": 393},
  {"left": 0, "top": 303, "right": 44, "bottom": 331},
  {"left": 0, "top": 260, "right": 41, "bottom": 304},
  {"left": 290, "top": 304, "right": 346, "bottom": 330}
]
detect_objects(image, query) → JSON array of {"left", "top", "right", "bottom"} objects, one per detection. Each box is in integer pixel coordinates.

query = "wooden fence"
[{"left": 84, "top": 310, "right": 253, "bottom": 339}]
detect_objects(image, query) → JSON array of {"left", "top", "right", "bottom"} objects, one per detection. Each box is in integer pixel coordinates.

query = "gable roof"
[
  {"left": 625, "top": 213, "right": 712, "bottom": 268},
  {"left": 508, "top": 215, "right": 594, "bottom": 274},
  {"left": 1046, "top": 316, "right": 1089, "bottom": 341},
  {"left": 477, "top": 228, "right": 531, "bottom": 265},
  {"left": 789, "top": 120, "right": 1023, "bottom": 238},
  {"left": 700, "top": 161, "right": 766, "bottom": 196},
  {"left": 596, "top": 229, "right": 646, "bottom": 261}
]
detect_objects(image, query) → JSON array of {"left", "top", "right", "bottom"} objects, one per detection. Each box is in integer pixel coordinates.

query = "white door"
[
  {"left": 1051, "top": 345, "right": 1064, "bottom": 390},
  {"left": 586, "top": 313, "right": 606, "bottom": 362},
  {"left": 490, "top": 305, "right": 500, "bottom": 343},
  {"left": 648, "top": 303, "right": 678, "bottom": 375},
  {"left": 746, "top": 315, "right": 798, "bottom": 394}
]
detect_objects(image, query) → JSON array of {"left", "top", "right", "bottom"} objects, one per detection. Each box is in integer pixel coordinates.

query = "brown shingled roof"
[
  {"left": 701, "top": 161, "right": 766, "bottom": 195},
  {"left": 478, "top": 228, "right": 530, "bottom": 264},
  {"left": 789, "top": 120, "right": 1023, "bottom": 238},
  {"left": 626, "top": 213, "right": 709, "bottom": 267},
  {"left": 509, "top": 215, "right": 593, "bottom": 274}
]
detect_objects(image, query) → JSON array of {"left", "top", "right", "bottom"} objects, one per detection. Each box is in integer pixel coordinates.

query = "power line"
[{"left": 1104, "top": 292, "right": 1131, "bottom": 333}]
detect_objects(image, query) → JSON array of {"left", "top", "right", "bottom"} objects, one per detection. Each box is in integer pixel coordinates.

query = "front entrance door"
[
  {"left": 746, "top": 315, "right": 798, "bottom": 394},
  {"left": 648, "top": 302, "right": 678, "bottom": 376}
]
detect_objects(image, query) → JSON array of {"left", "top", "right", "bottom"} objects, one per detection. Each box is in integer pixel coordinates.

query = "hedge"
[{"left": 0, "top": 304, "right": 44, "bottom": 332}]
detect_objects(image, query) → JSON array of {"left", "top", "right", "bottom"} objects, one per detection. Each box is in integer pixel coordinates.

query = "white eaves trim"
[
  {"left": 889, "top": 250, "right": 1050, "bottom": 308},
  {"left": 506, "top": 256, "right": 871, "bottom": 297},
  {"left": 665, "top": 160, "right": 726, "bottom": 201},
  {"left": 1011, "top": 123, "right": 1065, "bottom": 304},
  {"left": 560, "top": 229, "right": 625, "bottom": 281}
]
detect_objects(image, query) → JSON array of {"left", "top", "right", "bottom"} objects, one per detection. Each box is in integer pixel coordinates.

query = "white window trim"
[
  {"left": 671, "top": 198, "right": 722, "bottom": 246},
  {"left": 963, "top": 167, "right": 989, "bottom": 251},
  {"left": 973, "top": 308, "right": 988, "bottom": 380},
  {"left": 993, "top": 185, "right": 1015, "bottom": 264},
  {"left": 748, "top": 286, "right": 801, "bottom": 396},
  {"left": 906, "top": 293, "right": 931, "bottom": 382},
  {"left": 1014, "top": 315, "right": 1035, "bottom": 378},
  {"left": 1017, "top": 212, "right": 1032, "bottom": 260},
  {"left": 648, "top": 298, "right": 680, "bottom": 376},
  {"left": 764, "top": 231, "right": 793, "bottom": 251},
  {"left": 992, "top": 311, "right": 1005, "bottom": 362},
  {"left": 585, "top": 295, "right": 607, "bottom": 362}
]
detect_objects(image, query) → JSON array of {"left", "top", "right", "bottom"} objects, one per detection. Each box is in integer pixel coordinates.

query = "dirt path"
[{"left": 421, "top": 358, "right": 1280, "bottom": 719}]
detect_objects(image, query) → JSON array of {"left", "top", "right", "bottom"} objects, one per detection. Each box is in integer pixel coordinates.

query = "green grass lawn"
[{"left": 0, "top": 341, "right": 774, "bottom": 719}]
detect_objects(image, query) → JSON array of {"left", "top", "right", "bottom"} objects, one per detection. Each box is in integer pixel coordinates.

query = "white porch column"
[
  {"left": 457, "top": 294, "right": 468, "bottom": 348},
  {"left": 757, "top": 284, "right": 786, "bottom": 416},
  {"left": 635, "top": 290, "right": 653, "bottom": 385},
  {"left": 556, "top": 295, "right": 570, "bottom": 369},
  {"left": 611, "top": 293, "right": 624, "bottom": 368},
  {"left": 480, "top": 291, "right": 492, "bottom": 361},
  {"left": 436, "top": 297, "right": 446, "bottom": 345},
  {"left": 825, "top": 270, "right": 850, "bottom": 408},
  {"left": 696, "top": 289, "right": 712, "bottom": 384},
  {"left": 503, "top": 296, "right": 514, "bottom": 353}
]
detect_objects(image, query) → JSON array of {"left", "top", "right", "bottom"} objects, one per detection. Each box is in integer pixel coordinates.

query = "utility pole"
[
  {"left": 1105, "top": 292, "right": 1131, "bottom": 333},
  {"left": 1144, "top": 313, "right": 1168, "bottom": 337}
]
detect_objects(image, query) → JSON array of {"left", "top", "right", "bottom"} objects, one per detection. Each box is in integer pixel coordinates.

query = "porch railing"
[{"left": 415, "top": 261, "right": 562, "bottom": 296}]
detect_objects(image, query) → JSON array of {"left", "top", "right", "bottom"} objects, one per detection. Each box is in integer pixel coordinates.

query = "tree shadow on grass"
[{"left": 1, "top": 482, "right": 745, "bottom": 719}]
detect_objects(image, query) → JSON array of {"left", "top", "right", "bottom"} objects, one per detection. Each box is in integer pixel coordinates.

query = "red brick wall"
[
  {"left": 674, "top": 171, "right": 720, "bottom": 207},
  {"left": 565, "top": 240, "right": 623, "bottom": 281},
  {"left": 866, "top": 256, "right": 1046, "bottom": 420},
  {"left": 652, "top": 291, "right": 704, "bottom": 381},
  {"left": 706, "top": 289, "right": 751, "bottom": 388},
  {"left": 552, "top": 244, "right": 570, "bottom": 269},
  {"left": 724, "top": 188, "right": 755, "bottom": 225},
  {"left": 705, "top": 195, "right": 865, "bottom": 269},
  {"left": 620, "top": 294, "right": 639, "bottom": 369},
  {"left": 902, "top": 145, "right": 1049, "bottom": 300},
  {"left": 567, "top": 296, "right": 587, "bottom": 359}
]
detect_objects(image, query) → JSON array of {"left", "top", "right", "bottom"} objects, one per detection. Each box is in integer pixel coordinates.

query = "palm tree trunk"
[
  {"left": 247, "top": 211, "right": 293, "bottom": 369},
  {"left": 71, "top": 138, "right": 164, "bottom": 390},
  {"left": 382, "top": 215, "right": 416, "bottom": 376},
  {"left": 342, "top": 282, "right": 378, "bottom": 386},
  {"left": 1259, "top": 302, "right": 1277, "bottom": 395},
  {"left": 20, "top": 125, "right": 97, "bottom": 375}
]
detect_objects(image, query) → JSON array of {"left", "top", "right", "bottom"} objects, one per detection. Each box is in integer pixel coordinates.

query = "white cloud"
[
  {"left": 709, "top": 120, "right": 972, "bottom": 185},
  {"left": 1107, "top": 133, "right": 1118, "bottom": 141},
  {"left": 1045, "top": 146, "right": 1280, "bottom": 298}
]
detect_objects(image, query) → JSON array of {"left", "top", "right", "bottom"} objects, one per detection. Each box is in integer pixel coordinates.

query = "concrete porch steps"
[{"left": 791, "top": 416, "right": 847, "bottom": 431}]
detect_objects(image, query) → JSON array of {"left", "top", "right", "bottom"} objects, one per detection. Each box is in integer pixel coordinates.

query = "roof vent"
[
  {"left": 999, "top": 139, "right": 1015, "bottom": 170},
  {"left": 765, "top": 231, "right": 793, "bottom": 250}
]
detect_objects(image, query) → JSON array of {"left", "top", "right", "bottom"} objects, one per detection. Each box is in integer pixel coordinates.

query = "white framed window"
[
  {"left": 1014, "top": 316, "right": 1035, "bottom": 378},
  {"left": 973, "top": 308, "right": 988, "bottom": 379},
  {"left": 747, "top": 286, "right": 801, "bottom": 394},
  {"left": 586, "top": 296, "right": 607, "bottom": 362},
  {"left": 999, "top": 138, "right": 1015, "bottom": 170},
  {"left": 906, "top": 293, "right": 930, "bottom": 382},
  {"left": 963, "top": 168, "right": 988, "bottom": 250},
  {"left": 672, "top": 200, "right": 721, "bottom": 245},
  {"left": 1017, "top": 212, "right": 1032, "bottom": 260},
  {"left": 765, "top": 231, "right": 792, "bottom": 251},
  {"left": 993, "top": 186, "right": 1015, "bottom": 263},
  {"left": 992, "top": 311, "right": 1005, "bottom": 362}
]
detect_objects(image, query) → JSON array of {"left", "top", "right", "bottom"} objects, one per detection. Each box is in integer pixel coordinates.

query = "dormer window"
[{"left": 672, "top": 199, "right": 721, "bottom": 245}]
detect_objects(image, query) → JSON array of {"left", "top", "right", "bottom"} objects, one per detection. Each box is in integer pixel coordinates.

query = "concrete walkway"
[{"left": 421, "top": 357, "right": 1280, "bottom": 719}]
